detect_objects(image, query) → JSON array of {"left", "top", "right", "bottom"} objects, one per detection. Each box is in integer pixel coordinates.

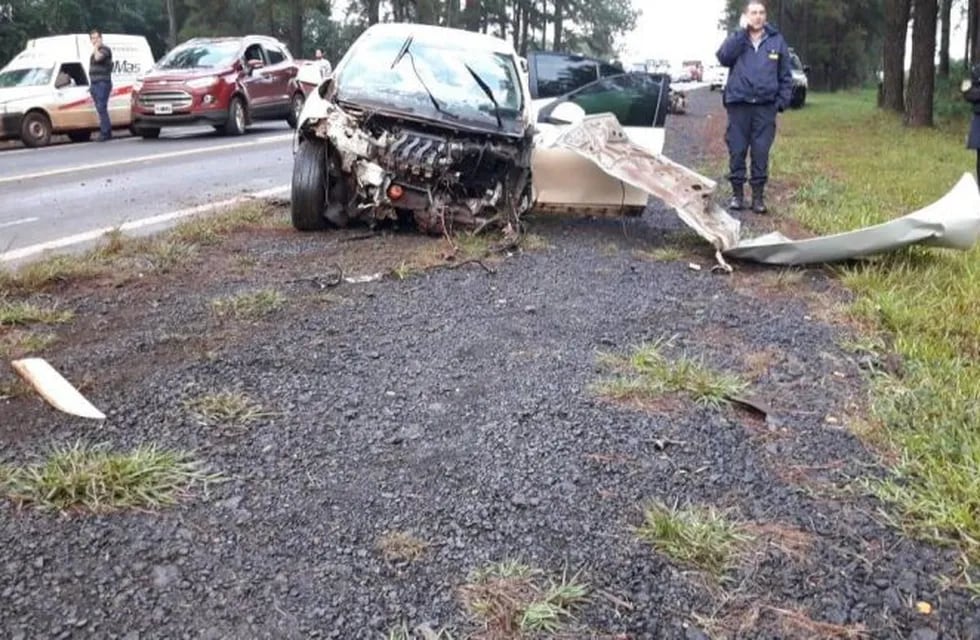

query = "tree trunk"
[
  {"left": 974, "top": 0, "right": 980, "bottom": 64},
  {"left": 882, "top": 0, "right": 910, "bottom": 112},
  {"left": 968, "top": 0, "right": 975, "bottom": 68},
  {"left": 165, "top": 0, "right": 177, "bottom": 49},
  {"left": 939, "top": 0, "right": 951, "bottom": 77},
  {"left": 367, "top": 0, "right": 381, "bottom": 25},
  {"left": 520, "top": 1, "right": 530, "bottom": 55},
  {"left": 906, "top": 0, "right": 938, "bottom": 126},
  {"left": 463, "top": 0, "right": 480, "bottom": 31},
  {"left": 290, "top": 0, "right": 303, "bottom": 58},
  {"left": 553, "top": 0, "right": 562, "bottom": 50}
]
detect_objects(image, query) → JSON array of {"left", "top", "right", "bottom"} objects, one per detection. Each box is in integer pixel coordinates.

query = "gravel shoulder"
[{"left": 1, "top": 89, "right": 977, "bottom": 640}]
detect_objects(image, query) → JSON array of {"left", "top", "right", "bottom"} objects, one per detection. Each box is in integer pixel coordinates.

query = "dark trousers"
[
  {"left": 89, "top": 79, "right": 112, "bottom": 139},
  {"left": 725, "top": 102, "right": 777, "bottom": 189}
]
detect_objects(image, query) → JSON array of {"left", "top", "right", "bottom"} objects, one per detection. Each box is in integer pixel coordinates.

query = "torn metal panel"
[
  {"left": 725, "top": 173, "right": 980, "bottom": 265},
  {"left": 544, "top": 114, "right": 741, "bottom": 253},
  {"left": 12, "top": 358, "right": 105, "bottom": 420}
]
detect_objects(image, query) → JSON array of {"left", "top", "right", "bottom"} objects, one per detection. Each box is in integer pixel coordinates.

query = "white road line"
[
  {"left": 0, "top": 217, "right": 40, "bottom": 229},
  {"left": 0, "top": 133, "right": 293, "bottom": 185},
  {"left": 1, "top": 185, "right": 290, "bottom": 263}
]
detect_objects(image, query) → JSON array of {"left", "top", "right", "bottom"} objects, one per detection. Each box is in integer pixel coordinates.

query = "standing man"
[
  {"left": 89, "top": 29, "right": 113, "bottom": 141},
  {"left": 716, "top": 1, "right": 792, "bottom": 213}
]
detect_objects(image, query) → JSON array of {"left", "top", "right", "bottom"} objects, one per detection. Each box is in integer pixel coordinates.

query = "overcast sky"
[{"left": 618, "top": 0, "right": 728, "bottom": 65}]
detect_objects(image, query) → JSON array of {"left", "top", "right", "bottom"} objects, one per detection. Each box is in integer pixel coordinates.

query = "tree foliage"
[{"left": 0, "top": 0, "right": 637, "bottom": 66}]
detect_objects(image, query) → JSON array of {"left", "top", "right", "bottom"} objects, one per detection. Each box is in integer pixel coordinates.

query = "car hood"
[
  {"left": 337, "top": 96, "right": 528, "bottom": 140},
  {"left": 142, "top": 68, "right": 233, "bottom": 83},
  {"left": 0, "top": 86, "right": 51, "bottom": 107}
]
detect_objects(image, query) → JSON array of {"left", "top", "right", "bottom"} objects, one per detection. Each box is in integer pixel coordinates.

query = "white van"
[{"left": 0, "top": 34, "right": 154, "bottom": 147}]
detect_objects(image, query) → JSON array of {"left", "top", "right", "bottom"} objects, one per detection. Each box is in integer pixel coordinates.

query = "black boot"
[
  {"left": 751, "top": 186, "right": 767, "bottom": 214},
  {"left": 727, "top": 184, "right": 745, "bottom": 210}
]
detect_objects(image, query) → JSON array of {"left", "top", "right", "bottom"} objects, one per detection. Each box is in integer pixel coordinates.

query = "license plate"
[{"left": 153, "top": 103, "right": 173, "bottom": 115}]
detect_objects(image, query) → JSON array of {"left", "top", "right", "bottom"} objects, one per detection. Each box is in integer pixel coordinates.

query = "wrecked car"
[
  {"left": 291, "top": 23, "right": 534, "bottom": 234},
  {"left": 291, "top": 24, "right": 980, "bottom": 267},
  {"left": 291, "top": 23, "right": 671, "bottom": 234}
]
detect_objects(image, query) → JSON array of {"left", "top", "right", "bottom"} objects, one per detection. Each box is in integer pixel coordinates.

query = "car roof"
[
  {"left": 357, "top": 22, "right": 517, "bottom": 56},
  {"left": 183, "top": 35, "right": 285, "bottom": 46}
]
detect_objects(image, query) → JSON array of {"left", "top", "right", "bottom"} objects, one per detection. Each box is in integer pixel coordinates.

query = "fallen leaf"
[{"left": 916, "top": 601, "right": 933, "bottom": 615}]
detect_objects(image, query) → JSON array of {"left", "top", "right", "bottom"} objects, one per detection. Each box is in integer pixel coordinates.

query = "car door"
[
  {"left": 51, "top": 62, "right": 99, "bottom": 130},
  {"left": 537, "top": 72, "right": 669, "bottom": 154},
  {"left": 531, "top": 72, "right": 671, "bottom": 213},
  {"left": 240, "top": 42, "right": 273, "bottom": 110},
  {"left": 261, "top": 43, "right": 295, "bottom": 112}
]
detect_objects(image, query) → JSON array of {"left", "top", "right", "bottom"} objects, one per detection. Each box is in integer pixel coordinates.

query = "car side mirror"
[
  {"left": 55, "top": 75, "right": 71, "bottom": 89},
  {"left": 247, "top": 59, "right": 264, "bottom": 73},
  {"left": 547, "top": 101, "right": 586, "bottom": 125},
  {"left": 519, "top": 58, "right": 529, "bottom": 74}
]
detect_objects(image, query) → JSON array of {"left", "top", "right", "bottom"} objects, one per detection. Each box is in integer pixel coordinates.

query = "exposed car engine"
[{"left": 305, "top": 106, "right": 533, "bottom": 234}]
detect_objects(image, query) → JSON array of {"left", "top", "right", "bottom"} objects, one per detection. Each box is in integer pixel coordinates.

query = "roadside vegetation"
[
  {"left": 1, "top": 442, "right": 217, "bottom": 512},
  {"left": 0, "top": 202, "right": 288, "bottom": 294},
  {"left": 596, "top": 340, "right": 748, "bottom": 409},
  {"left": 184, "top": 390, "right": 274, "bottom": 427},
  {"left": 775, "top": 90, "right": 980, "bottom": 560},
  {"left": 635, "top": 501, "right": 752, "bottom": 577},
  {"left": 210, "top": 289, "right": 285, "bottom": 319}
]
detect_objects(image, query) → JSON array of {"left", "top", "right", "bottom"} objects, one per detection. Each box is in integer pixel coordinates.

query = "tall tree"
[
  {"left": 882, "top": 0, "right": 910, "bottom": 112},
  {"left": 906, "top": 0, "right": 938, "bottom": 126},
  {"left": 939, "top": 0, "right": 951, "bottom": 77}
]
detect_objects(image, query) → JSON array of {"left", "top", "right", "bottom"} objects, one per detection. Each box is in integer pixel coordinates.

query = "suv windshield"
[
  {"left": 337, "top": 33, "right": 522, "bottom": 130},
  {"left": 0, "top": 67, "right": 53, "bottom": 87},
  {"left": 158, "top": 41, "right": 241, "bottom": 70}
]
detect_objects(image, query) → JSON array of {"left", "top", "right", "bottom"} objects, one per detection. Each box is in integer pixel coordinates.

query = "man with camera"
[{"left": 716, "top": 1, "right": 793, "bottom": 214}]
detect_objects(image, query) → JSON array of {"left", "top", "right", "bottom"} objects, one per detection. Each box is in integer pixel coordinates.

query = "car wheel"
[
  {"left": 286, "top": 92, "right": 305, "bottom": 129},
  {"left": 791, "top": 88, "right": 806, "bottom": 109},
  {"left": 67, "top": 130, "right": 91, "bottom": 143},
  {"left": 219, "top": 97, "right": 247, "bottom": 136},
  {"left": 20, "top": 111, "right": 52, "bottom": 148},
  {"left": 132, "top": 126, "right": 161, "bottom": 139},
  {"left": 291, "top": 140, "right": 330, "bottom": 231}
]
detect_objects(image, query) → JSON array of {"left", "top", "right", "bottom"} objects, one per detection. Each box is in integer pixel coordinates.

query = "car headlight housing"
[
  {"left": 132, "top": 79, "right": 143, "bottom": 92},
  {"left": 186, "top": 76, "right": 219, "bottom": 89}
]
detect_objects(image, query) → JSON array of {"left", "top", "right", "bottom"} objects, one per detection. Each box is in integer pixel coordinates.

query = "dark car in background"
[
  {"left": 789, "top": 48, "right": 809, "bottom": 108},
  {"left": 130, "top": 35, "right": 300, "bottom": 138}
]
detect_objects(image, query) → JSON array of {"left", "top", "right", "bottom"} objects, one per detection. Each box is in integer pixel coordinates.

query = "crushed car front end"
[{"left": 292, "top": 24, "right": 533, "bottom": 235}]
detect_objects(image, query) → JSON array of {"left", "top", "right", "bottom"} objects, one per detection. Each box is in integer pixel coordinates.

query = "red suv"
[{"left": 130, "top": 35, "right": 299, "bottom": 138}]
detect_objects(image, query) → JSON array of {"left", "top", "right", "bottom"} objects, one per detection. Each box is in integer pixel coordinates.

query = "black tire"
[
  {"left": 218, "top": 97, "right": 247, "bottom": 136},
  {"left": 67, "top": 130, "right": 91, "bottom": 143},
  {"left": 286, "top": 92, "right": 305, "bottom": 129},
  {"left": 791, "top": 87, "right": 806, "bottom": 109},
  {"left": 132, "top": 126, "right": 161, "bottom": 139},
  {"left": 21, "top": 111, "right": 52, "bottom": 148},
  {"left": 291, "top": 140, "right": 330, "bottom": 231}
]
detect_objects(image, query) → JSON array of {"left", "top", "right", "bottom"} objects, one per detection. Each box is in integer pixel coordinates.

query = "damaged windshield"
[{"left": 337, "top": 33, "right": 523, "bottom": 131}]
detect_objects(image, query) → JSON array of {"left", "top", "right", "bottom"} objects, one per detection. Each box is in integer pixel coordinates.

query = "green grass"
[
  {"left": 1, "top": 442, "right": 218, "bottom": 512},
  {"left": 774, "top": 90, "right": 980, "bottom": 557},
  {"left": 0, "top": 298, "right": 74, "bottom": 326},
  {"left": 184, "top": 390, "right": 273, "bottom": 427},
  {"left": 596, "top": 341, "right": 748, "bottom": 408},
  {"left": 0, "top": 330, "right": 58, "bottom": 359},
  {"left": 636, "top": 501, "right": 753, "bottom": 575},
  {"left": 210, "top": 289, "right": 284, "bottom": 319},
  {"left": 459, "top": 562, "right": 589, "bottom": 635}
]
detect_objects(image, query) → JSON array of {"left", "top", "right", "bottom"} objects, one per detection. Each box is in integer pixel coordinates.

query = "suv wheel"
[
  {"left": 132, "top": 126, "right": 161, "bottom": 139},
  {"left": 219, "top": 97, "right": 247, "bottom": 136},
  {"left": 291, "top": 140, "right": 331, "bottom": 231},
  {"left": 286, "top": 92, "right": 305, "bottom": 129},
  {"left": 21, "top": 111, "right": 52, "bottom": 148}
]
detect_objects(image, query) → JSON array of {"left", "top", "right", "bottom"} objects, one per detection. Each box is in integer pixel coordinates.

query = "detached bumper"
[{"left": 0, "top": 112, "right": 24, "bottom": 141}]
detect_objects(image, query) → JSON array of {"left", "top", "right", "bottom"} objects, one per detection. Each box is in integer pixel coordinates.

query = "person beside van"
[{"left": 89, "top": 29, "right": 113, "bottom": 141}]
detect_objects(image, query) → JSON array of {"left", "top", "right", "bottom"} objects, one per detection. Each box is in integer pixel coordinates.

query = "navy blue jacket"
[{"left": 716, "top": 24, "right": 793, "bottom": 110}]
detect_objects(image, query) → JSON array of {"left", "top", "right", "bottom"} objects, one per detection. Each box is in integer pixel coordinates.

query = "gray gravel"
[{"left": 2, "top": 89, "right": 979, "bottom": 639}]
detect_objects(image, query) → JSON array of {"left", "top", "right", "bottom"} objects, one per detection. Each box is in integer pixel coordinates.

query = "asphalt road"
[{"left": 0, "top": 123, "right": 295, "bottom": 264}]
